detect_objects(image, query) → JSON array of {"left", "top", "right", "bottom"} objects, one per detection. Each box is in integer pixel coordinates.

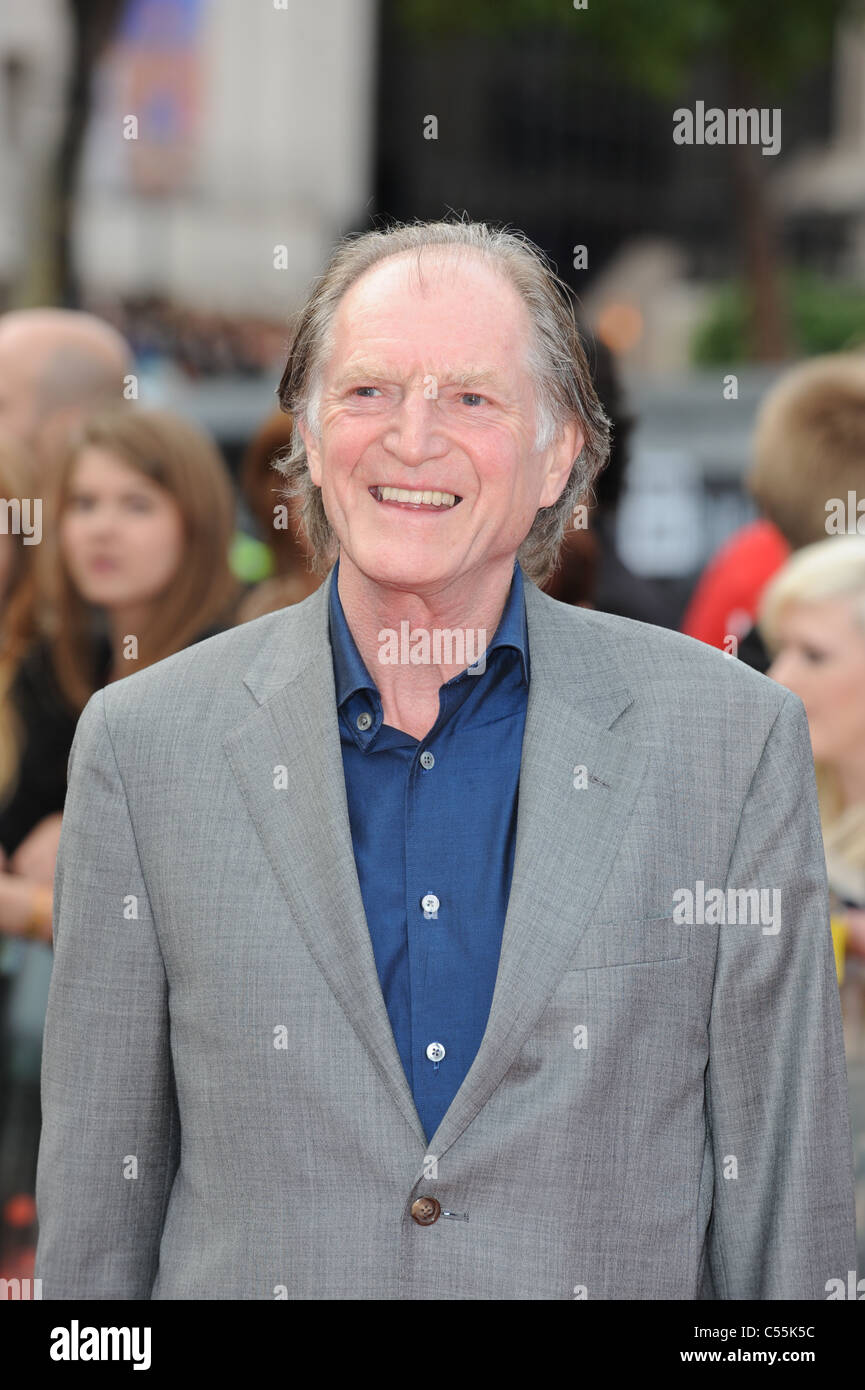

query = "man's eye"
[
  {"left": 460, "top": 392, "right": 485, "bottom": 406},
  {"left": 353, "top": 386, "right": 381, "bottom": 398}
]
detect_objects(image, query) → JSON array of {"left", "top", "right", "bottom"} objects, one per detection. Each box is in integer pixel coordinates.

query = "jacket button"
[{"left": 411, "top": 1196, "right": 441, "bottom": 1225}]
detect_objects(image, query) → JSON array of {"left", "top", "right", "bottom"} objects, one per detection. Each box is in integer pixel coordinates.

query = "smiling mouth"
[{"left": 369, "top": 485, "right": 462, "bottom": 510}]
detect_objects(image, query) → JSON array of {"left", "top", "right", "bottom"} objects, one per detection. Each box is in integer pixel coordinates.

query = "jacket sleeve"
[
  {"left": 35, "top": 687, "right": 179, "bottom": 1298},
  {"left": 700, "top": 688, "right": 858, "bottom": 1298}
]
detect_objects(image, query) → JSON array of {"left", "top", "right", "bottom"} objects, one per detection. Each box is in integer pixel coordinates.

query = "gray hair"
[{"left": 274, "top": 219, "right": 611, "bottom": 586}]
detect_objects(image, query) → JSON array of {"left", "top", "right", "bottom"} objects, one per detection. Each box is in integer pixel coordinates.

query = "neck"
[
  {"left": 335, "top": 552, "right": 516, "bottom": 736},
  {"left": 107, "top": 604, "right": 153, "bottom": 679}
]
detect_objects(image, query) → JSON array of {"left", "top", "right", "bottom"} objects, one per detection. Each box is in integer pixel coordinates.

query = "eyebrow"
[
  {"left": 68, "top": 483, "right": 156, "bottom": 497},
  {"left": 330, "top": 361, "right": 504, "bottom": 391}
]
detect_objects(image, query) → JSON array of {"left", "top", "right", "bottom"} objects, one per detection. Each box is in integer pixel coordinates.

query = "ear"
[
  {"left": 537, "top": 418, "right": 583, "bottom": 509},
  {"left": 297, "top": 416, "right": 323, "bottom": 488}
]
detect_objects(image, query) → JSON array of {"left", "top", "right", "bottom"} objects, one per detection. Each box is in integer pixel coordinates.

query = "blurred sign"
[
  {"left": 616, "top": 447, "right": 705, "bottom": 577},
  {"left": 89, "top": 0, "right": 204, "bottom": 195}
]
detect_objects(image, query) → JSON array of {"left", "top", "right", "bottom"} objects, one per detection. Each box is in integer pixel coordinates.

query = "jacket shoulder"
[
  {"left": 97, "top": 604, "right": 302, "bottom": 730},
  {"left": 530, "top": 588, "right": 789, "bottom": 720}
]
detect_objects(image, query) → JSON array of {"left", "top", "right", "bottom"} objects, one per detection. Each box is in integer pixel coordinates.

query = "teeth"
[{"left": 377, "top": 486, "right": 457, "bottom": 507}]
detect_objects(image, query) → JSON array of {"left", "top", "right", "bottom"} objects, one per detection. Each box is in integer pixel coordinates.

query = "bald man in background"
[{"left": 0, "top": 308, "right": 133, "bottom": 484}]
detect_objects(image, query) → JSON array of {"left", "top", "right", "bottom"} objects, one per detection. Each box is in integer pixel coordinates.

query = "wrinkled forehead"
[{"left": 327, "top": 245, "right": 534, "bottom": 375}]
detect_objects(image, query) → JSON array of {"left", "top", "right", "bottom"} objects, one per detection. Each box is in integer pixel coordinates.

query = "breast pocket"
[{"left": 564, "top": 914, "right": 689, "bottom": 970}]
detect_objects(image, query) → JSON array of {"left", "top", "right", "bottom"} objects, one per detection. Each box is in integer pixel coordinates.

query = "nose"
[{"left": 382, "top": 388, "right": 448, "bottom": 467}]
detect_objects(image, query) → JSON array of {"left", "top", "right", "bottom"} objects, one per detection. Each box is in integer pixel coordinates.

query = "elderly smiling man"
[{"left": 36, "top": 220, "right": 856, "bottom": 1300}]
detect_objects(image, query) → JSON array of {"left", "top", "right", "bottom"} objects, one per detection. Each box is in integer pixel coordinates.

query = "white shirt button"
[
  {"left": 356, "top": 712, "right": 372, "bottom": 731},
  {"left": 419, "top": 750, "right": 435, "bottom": 770},
  {"left": 421, "top": 893, "right": 440, "bottom": 915},
  {"left": 426, "top": 1041, "right": 446, "bottom": 1063}
]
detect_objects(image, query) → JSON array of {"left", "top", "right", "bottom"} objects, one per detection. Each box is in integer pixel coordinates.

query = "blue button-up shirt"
[{"left": 328, "top": 557, "right": 530, "bottom": 1142}]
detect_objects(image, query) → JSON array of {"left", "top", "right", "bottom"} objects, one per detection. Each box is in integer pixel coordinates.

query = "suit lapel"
[
  {"left": 223, "top": 569, "right": 427, "bottom": 1145},
  {"left": 224, "top": 567, "right": 650, "bottom": 1161},
  {"left": 427, "top": 583, "right": 650, "bottom": 1157}
]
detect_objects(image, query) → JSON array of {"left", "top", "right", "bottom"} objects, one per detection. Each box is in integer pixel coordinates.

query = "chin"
[
  {"left": 810, "top": 737, "right": 840, "bottom": 767},
  {"left": 77, "top": 582, "right": 130, "bottom": 607},
  {"left": 352, "top": 541, "right": 455, "bottom": 588}
]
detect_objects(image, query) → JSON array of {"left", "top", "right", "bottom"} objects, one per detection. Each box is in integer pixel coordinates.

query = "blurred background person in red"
[{"left": 681, "top": 353, "right": 865, "bottom": 669}]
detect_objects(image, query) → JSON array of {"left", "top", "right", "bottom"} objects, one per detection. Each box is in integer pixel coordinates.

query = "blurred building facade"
[
  {"left": 0, "top": 0, "right": 377, "bottom": 316},
  {"left": 0, "top": 0, "right": 70, "bottom": 298},
  {"left": 1, "top": 0, "right": 864, "bottom": 588}
]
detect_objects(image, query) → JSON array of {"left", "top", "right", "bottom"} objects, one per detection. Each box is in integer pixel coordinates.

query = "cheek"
[
  {"left": 321, "top": 430, "right": 385, "bottom": 509},
  {"left": 128, "top": 517, "right": 184, "bottom": 573},
  {"left": 833, "top": 674, "right": 865, "bottom": 736},
  {"left": 324, "top": 416, "right": 379, "bottom": 462},
  {"left": 806, "top": 671, "right": 865, "bottom": 749},
  {"left": 463, "top": 432, "right": 522, "bottom": 489},
  {"left": 59, "top": 518, "right": 84, "bottom": 562},
  {"left": 484, "top": 425, "right": 538, "bottom": 484}
]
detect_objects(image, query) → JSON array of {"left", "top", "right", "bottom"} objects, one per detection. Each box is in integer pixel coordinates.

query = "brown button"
[{"left": 411, "top": 1196, "right": 441, "bottom": 1226}]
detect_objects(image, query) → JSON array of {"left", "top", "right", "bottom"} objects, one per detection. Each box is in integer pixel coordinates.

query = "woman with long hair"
[
  {"left": 0, "top": 405, "right": 241, "bottom": 942},
  {"left": 0, "top": 435, "right": 49, "bottom": 939},
  {"left": 0, "top": 406, "right": 241, "bottom": 1277}
]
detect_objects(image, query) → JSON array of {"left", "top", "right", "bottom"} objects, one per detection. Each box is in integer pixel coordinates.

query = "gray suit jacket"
[{"left": 35, "top": 566, "right": 858, "bottom": 1299}]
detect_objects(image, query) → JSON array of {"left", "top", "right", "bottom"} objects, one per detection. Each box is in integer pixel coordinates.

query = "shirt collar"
[{"left": 328, "top": 555, "right": 529, "bottom": 711}]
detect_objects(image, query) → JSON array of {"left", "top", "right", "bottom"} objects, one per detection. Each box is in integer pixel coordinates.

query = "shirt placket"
[{"left": 404, "top": 679, "right": 472, "bottom": 1136}]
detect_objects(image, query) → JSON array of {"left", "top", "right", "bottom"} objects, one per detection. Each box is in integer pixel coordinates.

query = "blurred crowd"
[
  {"left": 91, "top": 295, "right": 289, "bottom": 380},
  {"left": 1, "top": 305, "right": 864, "bottom": 1281}
]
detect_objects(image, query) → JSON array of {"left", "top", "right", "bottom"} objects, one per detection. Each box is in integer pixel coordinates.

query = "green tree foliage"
[
  {"left": 694, "top": 272, "right": 865, "bottom": 363},
  {"left": 398, "top": 0, "right": 855, "bottom": 96}
]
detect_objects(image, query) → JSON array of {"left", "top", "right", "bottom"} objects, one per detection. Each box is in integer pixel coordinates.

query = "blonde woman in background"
[
  {"left": 758, "top": 533, "right": 865, "bottom": 1271},
  {"left": 760, "top": 535, "right": 865, "bottom": 982}
]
